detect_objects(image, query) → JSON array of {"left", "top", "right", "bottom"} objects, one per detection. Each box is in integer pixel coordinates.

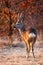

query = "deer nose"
[
  {"left": 14, "top": 25, "right": 16, "bottom": 30},
  {"left": 14, "top": 25, "right": 16, "bottom": 28}
]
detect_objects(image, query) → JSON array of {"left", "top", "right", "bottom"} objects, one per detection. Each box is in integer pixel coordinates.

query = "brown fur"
[{"left": 18, "top": 29, "right": 34, "bottom": 58}]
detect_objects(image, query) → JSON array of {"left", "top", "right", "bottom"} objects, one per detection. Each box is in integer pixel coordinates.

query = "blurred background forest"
[{"left": 0, "top": 0, "right": 43, "bottom": 41}]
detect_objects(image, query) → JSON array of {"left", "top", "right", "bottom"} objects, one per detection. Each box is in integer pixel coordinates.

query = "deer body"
[{"left": 14, "top": 13, "right": 37, "bottom": 58}]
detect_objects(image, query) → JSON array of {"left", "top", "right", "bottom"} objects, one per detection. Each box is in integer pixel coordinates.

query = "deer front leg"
[
  {"left": 27, "top": 43, "right": 30, "bottom": 56},
  {"left": 23, "top": 39, "right": 30, "bottom": 58},
  {"left": 25, "top": 43, "right": 29, "bottom": 58}
]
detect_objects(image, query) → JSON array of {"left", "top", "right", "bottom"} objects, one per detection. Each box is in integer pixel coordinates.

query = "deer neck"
[{"left": 18, "top": 29, "right": 26, "bottom": 34}]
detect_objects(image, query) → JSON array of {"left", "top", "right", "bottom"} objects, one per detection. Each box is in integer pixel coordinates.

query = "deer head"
[
  {"left": 14, "top": 13, "right": 23, "bottom": 28},
  {"left": 14, "top": 13, "right": 25, "bottom": 31}
]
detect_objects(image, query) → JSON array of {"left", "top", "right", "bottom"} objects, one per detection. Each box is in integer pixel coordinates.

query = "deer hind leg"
[
  {"left": 32, "top": 38, "right": 36, "bottom": 58},
  {"left": 29, "top": 41, "right": 35, "bottom": 58},
  {"left": 32, "top": 43, "right": 35, "bottom": 58}
]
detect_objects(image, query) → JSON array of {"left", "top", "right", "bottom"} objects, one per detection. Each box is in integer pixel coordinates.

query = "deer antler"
[
  {"left": 20, "top": 13, "right": 22, "bottom": 18},
  {"left": 17, "top": 12, "right": 23, "bottom": 23}
]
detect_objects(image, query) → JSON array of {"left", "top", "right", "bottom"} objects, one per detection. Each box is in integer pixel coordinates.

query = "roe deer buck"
[{"left": 14, "top": 13, "right": 37, "bottom": 58}]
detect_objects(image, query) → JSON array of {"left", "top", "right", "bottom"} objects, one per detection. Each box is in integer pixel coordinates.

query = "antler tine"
[
  {"left": 17, "top": 12, "right": 22, "bottom": 22},
  {"left": 20, "top": 13, "right": 22, "bottom": 18},
  {"left": 17, "top": 13, "right": 20, "bottom": 22},
  {"left": 17, "top": 13, "right": 20, "bottom": 20}
]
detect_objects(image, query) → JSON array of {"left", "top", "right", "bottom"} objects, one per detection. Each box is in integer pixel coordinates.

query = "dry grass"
[{"left": 0, "top": 40, "right": 43, "bottom": 65}]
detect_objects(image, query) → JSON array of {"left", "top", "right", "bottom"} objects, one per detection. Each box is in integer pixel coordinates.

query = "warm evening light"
[{"left": 0, "top": 0, "right": 43, "bottom": 65}]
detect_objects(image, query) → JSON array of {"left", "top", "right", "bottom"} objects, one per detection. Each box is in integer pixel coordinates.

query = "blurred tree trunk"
[{"left": 5, "top": 0, "right": 13, "bottom": 44}]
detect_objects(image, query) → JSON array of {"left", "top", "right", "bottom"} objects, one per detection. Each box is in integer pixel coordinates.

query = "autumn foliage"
[{"left": 0, "top": 0, "right": 43, "bottom": 40}]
